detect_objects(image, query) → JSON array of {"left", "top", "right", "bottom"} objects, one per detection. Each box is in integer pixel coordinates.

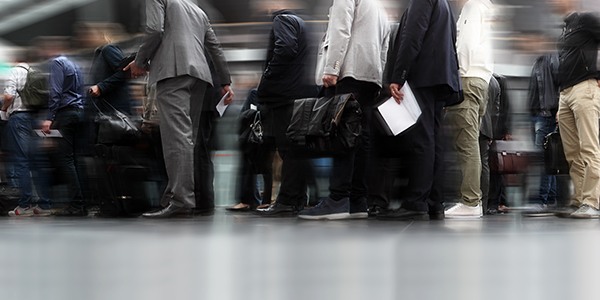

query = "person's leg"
[
  {"left": 7, "top": 114, "right": 33, "bottom": 208},
  {"left": 569, "top": 80, "right": 600, "bottom": 211},
  {"left": 445, "top": 77, "right": 488, "bottom": 206},
  {"left": 194, "top": 110, "right": 215, "bottom": 211},
  {"left": 558, "top": 85, "right": 583, "bottom": 208},
  {"left": 51, "top": 109, "right": 85, "bottom": 209},
  {"left": 155, "top": 76, "right": 206, "bottom": 208},
  {"left": 479, "top": 135, "right": 490, "bottom": 212},
  {"left": 272, "top": 104, "right": 309, "bottom": 208}
]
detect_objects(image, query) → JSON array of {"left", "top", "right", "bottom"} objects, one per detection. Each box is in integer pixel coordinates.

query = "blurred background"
[{"left": 0, "top": 0, "right": 599, "bottom": 207}]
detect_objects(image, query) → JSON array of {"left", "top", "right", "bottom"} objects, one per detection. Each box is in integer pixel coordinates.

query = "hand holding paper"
[{"left": 377, "top": 82, "right": 422, "bottom": 136}]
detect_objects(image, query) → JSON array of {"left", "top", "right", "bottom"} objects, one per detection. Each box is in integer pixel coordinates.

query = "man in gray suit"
[{"left": 126, "top": 0, "right": 234, "bottom": 218}]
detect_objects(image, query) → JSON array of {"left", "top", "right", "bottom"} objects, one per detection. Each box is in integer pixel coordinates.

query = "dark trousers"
[
  {"left": 50, "top": 107, "right": 85, "bottom": 208},
  {"left": 398, "top": 87, "right": 446, "bottom": 212},
  {"left": 194, "top": 110, "right": 216, "bottom": 210},
  {"left": 260, "top": 102, "right": 313, "bottom": 207},
  {"left": 479, "top": 135, "right": 491, "bottom": 211},
  {"left": 329, "top": 78, "right": 380, "bottom": 202}
]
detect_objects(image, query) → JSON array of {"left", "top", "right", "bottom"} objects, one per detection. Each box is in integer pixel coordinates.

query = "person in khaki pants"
[
  {"left": 550, "top": 0, "right": 600, "bottom": 218},
  {"left": 444, "top": 0, "right": 495, "bottom": 219}
]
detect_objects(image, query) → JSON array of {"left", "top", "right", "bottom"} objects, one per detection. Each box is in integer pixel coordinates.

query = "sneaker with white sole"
[
  {"left": 444, "top": 202, "right": 483, "bottom": 219},
  {"left": 32, "top": 206, "right": 52, "bottom": 216},
  {"left": 569, "top": 205, "right": 600, "bottom": 219},
  {"left": 8, "top": 206, "right": 34, "bottom": 217},
  {"left": 298, "top": 197, "right": 350, "bottom": 220}
]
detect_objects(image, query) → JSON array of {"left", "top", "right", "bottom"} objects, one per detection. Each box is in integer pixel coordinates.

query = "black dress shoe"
[
  {"left": 428, "top": 202, "right": 445, "bottom": 220},
  {"left": 142, "top": 203, "right": 192, "bottom": 219},
  {"left": 376, "top": 208, "right": 429, "bottom": 221},
  {"left": 193, "top": 207, "right": 215, "bottom": 216},
  {"left": 367, "top": 205, "right": 383, "bottom": 217},
  {"left": 53, "top": 205, "right": 88, "bottom": 217},
  {"left": 254, "top": 202, "right": 298, "bottom": 217}
]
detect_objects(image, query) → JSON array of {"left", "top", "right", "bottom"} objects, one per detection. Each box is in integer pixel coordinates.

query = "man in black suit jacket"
[{"left": 378, "top": 0, "right": 461, "bottom": 220}]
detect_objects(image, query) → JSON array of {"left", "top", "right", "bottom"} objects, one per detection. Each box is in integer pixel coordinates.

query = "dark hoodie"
[{"left": 257, "top": 10, "right": 316, "bottom": 104}]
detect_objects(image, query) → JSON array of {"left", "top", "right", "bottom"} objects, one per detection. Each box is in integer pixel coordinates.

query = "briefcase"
[
  {"left": 489, "top": 140, "right": 535, "bottom": 174},
  {"left": 543, "top": 130, "right": 569, "bottom": 175}
]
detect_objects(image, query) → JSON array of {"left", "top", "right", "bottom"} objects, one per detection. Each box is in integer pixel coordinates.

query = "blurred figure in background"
[
  {"left": 444, "top": 0, "right": 495, "bottom": 219},
  {"left": 85, "top": 23, "right": 133, "bottom": 116},
  {"left": 39, "top": 37, "right": 88, "bottom": 217},
  {"left": 127, "top": 0, "right": 233, "bottom": 218},
  {"left": 551, "top": 0, "right": 600, "bottom": 219},
  {"left": 481, "top": 74, "right": 511, "bottom": 215},
  {"left": 2, "top": 50, "right": 52, "bottom": 216},
  {"left": 524, "top": 51, "right": 570, "bottom": 216}
]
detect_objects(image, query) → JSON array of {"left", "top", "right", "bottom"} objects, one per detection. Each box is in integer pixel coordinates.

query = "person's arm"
[
  {"left": 321, "top": 0, "right": 355, "bottom": 87},
  {"left": 391, "top": 0, "right": 434, "bottom": 87},
  {"left": 92, "top": 45, "right": 127, "bottom": 97},
  {"left": 2, "top": 67, "right": 18, "bottom": 112},
  {"left": 42, "top": 60, "right": 63, "bottom": 133},
  {"left": 126, "top": 0, "right": 164, "bottom": 77},
  {"left": 527, "top": 58, "right": 541, "bottom": 117},
  {"left": 204, "top": 19, "right": 234, "bottom": 104},
  {"left": 584, "top": 13, "right": 600, "bottom": 84},
  {"left": 263, "top": 15, "right": 300, "bottom": 79},
  {"left": 389, "top": 0, "right": 434, "bottom": 102}
]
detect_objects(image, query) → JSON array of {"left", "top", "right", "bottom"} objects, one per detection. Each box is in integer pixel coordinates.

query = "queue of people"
[{"left": 1, "top": 0, "right": 600, "bottom": 221}]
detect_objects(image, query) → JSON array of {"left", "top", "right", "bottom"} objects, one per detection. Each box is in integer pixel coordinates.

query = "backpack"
[{"left": 17, "top": 65, "right": 49, "bottom": 110}]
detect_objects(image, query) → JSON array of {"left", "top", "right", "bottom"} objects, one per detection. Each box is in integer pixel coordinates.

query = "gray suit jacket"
[{"left": 136, "top": 0, "right": 231, "bottom": 86}]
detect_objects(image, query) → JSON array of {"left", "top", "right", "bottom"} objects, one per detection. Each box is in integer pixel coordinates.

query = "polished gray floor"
[{"left": 1, "top": 211, "right": 600, "bottom": 300}]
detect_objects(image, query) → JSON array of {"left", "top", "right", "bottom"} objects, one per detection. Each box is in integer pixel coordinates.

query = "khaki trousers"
[
  {"left": 446, "top": 77, "right": 489, "bottom": 206},
  {"left": 558, "top": 79, "right": 600, "bottom": 209}
]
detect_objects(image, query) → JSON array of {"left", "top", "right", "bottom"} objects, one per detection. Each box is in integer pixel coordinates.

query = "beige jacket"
[{"left": 316, "top": 0, "right": 390, "bottom": 87}]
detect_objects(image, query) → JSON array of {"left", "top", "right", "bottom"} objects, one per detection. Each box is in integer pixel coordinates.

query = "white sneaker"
[
  {"left": 8, "top": 206, "right": 34, "bottom": 217},
  {"left": 444, "top": 203, "right": 483, "bottom": 219},
  {"left": 569, "top": 205, "right": 600, "bottom": 219}
]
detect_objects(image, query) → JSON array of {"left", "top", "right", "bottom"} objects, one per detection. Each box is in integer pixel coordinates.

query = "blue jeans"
[
  {"left": 7, "top": 112, "right": 51, "bottom": 208},
  {"left": 534, "top": 116, "right": 557, "bottom": 205}
]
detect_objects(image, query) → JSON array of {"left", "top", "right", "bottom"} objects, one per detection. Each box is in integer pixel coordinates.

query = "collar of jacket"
[{"left": 271, "top": 9, "right": 296, "bottom": 20}]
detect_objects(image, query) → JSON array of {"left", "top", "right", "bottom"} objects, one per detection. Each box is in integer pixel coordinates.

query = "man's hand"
[
  {"left": 41, "top": 120, "right": 52, "bottom": 134},
  {"left": 222, "top": 85, "right": 235, "bottom": 105},
  {"left": 89, "top": 85, "right": 101, "bottom": 97},
  {"left": 123, "top": 61, "right": 147, "bottom": 78},
  {"left": 389, "top": 83, "right": 404, "bottom": 104},
  {"left": 597, "top": 79, "right": 600, "bottom": 88},
  {"left": 322, "top": 74, "right": 338, "bottom": 88}
]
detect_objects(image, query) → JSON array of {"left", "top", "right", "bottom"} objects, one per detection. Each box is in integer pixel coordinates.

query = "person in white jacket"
[
  {"left": 299, "top": 0, "right": 389, "bottom": 220},
  {"left": 444, "top": 0, "right": 495, "bottom": 219}
]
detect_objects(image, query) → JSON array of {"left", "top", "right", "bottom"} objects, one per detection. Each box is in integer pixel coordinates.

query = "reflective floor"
[{"left": 1, "top": 211, "right": 600, "bottom": 300}]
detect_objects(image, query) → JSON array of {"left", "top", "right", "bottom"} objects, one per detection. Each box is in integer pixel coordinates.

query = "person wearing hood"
[{"left": 254, "top": 8, "right": 318, "bottom": 217}]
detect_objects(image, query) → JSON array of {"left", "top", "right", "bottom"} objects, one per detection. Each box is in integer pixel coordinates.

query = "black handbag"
[
  {"left": 92, "top": 99, "right": 140, "bottom": 145},
  {"left": 544, "top": 129, "right": 569, "bottom": 175},
  {"left": 286, "top": 93, "right": 362, "bottom": 156}
]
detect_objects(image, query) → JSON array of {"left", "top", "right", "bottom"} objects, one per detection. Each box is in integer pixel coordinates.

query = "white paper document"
[
  {"left": 216, "top": 91, "right": 231, "bottom": 117},
  {"left": 377, "top": 83, "right": 421, "bottom": 135},
  {"left": 34, "top": 129, "right": 63, "bottom": 138}
]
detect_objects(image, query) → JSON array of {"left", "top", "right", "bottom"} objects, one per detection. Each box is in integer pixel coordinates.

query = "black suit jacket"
[{"left": 390, "top": 0, "right": 460, "bottom": 96}]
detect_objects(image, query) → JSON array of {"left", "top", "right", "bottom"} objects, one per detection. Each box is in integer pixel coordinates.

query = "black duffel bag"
[
  {"left": 92, "top": 98, "right": 141, "bottom": 145},
  {"left": 287, "top": 93, "right": 362, "bottom": 156}
]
